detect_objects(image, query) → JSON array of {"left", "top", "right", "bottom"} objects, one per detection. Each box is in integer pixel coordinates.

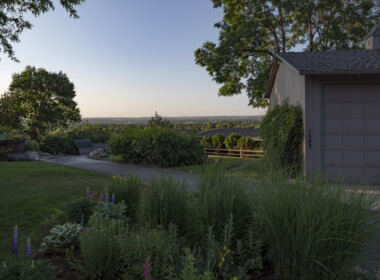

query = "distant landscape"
[{"left": 83, "top": 115, "right": 264, "bottom": 125}]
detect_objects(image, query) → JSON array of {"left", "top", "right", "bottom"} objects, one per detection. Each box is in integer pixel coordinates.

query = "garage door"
[{"left": 323, "top": 83, "right": 380, "bottom": 184}]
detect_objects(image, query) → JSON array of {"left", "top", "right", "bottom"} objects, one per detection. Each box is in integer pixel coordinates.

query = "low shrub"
[
  {"left": 40, "top": 223, "right": 81, "bottom": 253},
  {"left": 0, "top": 259, "right": 54, "bottom": 280},
  {"left": 0, "top": 148, "right": 9, "bottom": 161},
  {"left": 224, "top": 133, "right": 241, "bottom": 149},
  {"left": 212, "top": 134, "right": 225, "bottom": 149},
  {"left": 254, "top": 179, "right": 378, "bottom": 280},
  {"left": 88, "top": 201, "right": 128, "bottom": 226},
  {"left": 60, "top": 198, "right": 95, "bottom": 225},
  {"left": 236, "top": 137, "right": 261, "bottom": 150},
  {"left": 200, "top": 136, "right": 213, "bottom": 148},
  {"left": 24, "top": 139, "right": 39, "bottom": 151},
  {"left": 68, "top": 218, "right": 126, "bottom": 280},
  {"left": 140, "top": 177, "right": 190, "bottom": 235},
  {"left": 118, "top": 224, "right": 182, "bottom": 279},
  {"left": 105, "top": 175, "right": 142, "bottom": 221},
  {"left": 260, "top": 103, "right": 303, "bottom": 176},
  {"left": 39, "top": 135, "right": 79, "bottom": 155},
  {"left": 109, "top": 126, "right": 204, "bottom": 167}
]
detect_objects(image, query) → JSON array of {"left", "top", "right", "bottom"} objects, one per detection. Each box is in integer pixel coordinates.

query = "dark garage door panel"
[{"left": 323, "top": 83, "right": 380, "bottom": 184}]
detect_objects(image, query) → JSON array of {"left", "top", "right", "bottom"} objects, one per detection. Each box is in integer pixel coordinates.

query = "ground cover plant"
[{"left": 0, "top": 162, "right": 111, "bottom": 261}]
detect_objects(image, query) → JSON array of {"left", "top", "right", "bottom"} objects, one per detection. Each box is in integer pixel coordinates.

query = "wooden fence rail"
[{"left": 204, "top": 147, "right": 264, "bottom": 159}]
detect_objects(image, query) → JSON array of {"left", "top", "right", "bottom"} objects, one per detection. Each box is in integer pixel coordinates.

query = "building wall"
[
  {"left": 304, "top": 74, "right": 380, "bottom": 177},
  {"left": 270, "top": 62, "right": 305, "bottom": 113}
]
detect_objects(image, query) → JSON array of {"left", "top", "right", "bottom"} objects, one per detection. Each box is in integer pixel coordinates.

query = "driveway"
[{"left": 40, "top": 155, "right": 199, "bottom": 192}]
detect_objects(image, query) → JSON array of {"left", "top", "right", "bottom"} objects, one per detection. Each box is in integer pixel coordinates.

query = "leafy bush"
[
  {"left": 236, "top": 137, "right": 261, "bottom": 150},
  {"left": 40, "top": 223, "right": 81, "bottom": 252},
  {"left": 118, "top": 224, "right": 182, "bottom": 279},
  {"left": 68, "top": 218, "right": 126, "bottom": 280},
  {"left": 49, "top": 122, "right": 120, "bottom": 143},
  {"left": 0, "top": 148, "right": 9, "bottom": 161},
  {"left": 60, "top": 198, "right": 96, "bottom": 225},
  {"left": 224, "top": 133, "right": 241, "bottom": 149},
  {"left": 260, "top": 103, "right": 303, "bottom": 175},
  {"left": 200, "top": 136, "right": 213, "bottom": 148},
  {"left": 39, "top": 135, "right": 79, "bottom": 155},
  {"left": 140, "top": 177, "right": 190, "bottom": 235},
  {"left": 24, "top": 139, "right": 39, "bottom": 151},
  {"left": 211, "top": 134, "right": 225, "bottom": 149},
  {"left": 105, "top": 175, "right": 142, "bottom": 221},
  {"left": 0, "top": 259, "right": 54, "bottom": 280},
  {"left": 109, "top": 126, "right": 203, "bottom": 167},
  {"left": 88, "top": 202, "right": 128, "bottom": 226},
  {"left": 254, "top": 179, "right": 378, "bottom": 280},
  {"left": 181, "top": 248, "right": 214, "bottom": 280}
]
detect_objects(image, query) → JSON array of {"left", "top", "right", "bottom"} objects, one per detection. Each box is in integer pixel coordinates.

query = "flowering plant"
[{"left": 143, "top": 256, "right": 152, "bottom": 280}]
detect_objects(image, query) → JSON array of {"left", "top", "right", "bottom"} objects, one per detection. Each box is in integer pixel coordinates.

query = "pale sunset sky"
[{"left": 0, "top": 0, "right": 267, "bottom": 118}]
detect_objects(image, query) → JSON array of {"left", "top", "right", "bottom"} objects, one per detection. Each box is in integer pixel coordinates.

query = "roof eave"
[
  {"left": 264, "top": 56, "right": 280, "bottom": 98},
  {"left": 299, "top": 70, "right": 380, "bottom": 75},
  {"left": 264, "top": 53, "right": 302, "bottom": 98}
]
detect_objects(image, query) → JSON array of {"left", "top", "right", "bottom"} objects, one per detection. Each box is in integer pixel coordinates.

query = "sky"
[{"left": 0, "top": 0, "right": 267, "bottom": 118}]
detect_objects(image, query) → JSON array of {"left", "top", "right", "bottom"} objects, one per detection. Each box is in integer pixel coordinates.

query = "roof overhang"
[
  {"left": 264, "top": 56, "right": 280, "bottom": 98},
  {"left": 264, "top": 52, "right": 380, "bottom": 98}
]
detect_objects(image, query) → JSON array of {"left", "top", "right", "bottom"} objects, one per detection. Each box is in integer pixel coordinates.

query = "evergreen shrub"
[
  {"left": 211, "top": 134, "right": 225, "bottom": 149},
  {"left": 260, "top": 103, "right": 303, "bottom": 175},
  {"left": 39, "top": 135, "right": 79, "bottom": 155},
  {"left": 109, "top": 127, "right": 203, "bottom": 167},
  {"left": 224, "top": 133, "right": 241, "bottom": 149}
]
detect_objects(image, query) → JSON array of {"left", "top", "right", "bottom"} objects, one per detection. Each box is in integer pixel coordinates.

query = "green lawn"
[
  {"left": 0, "top": 162, "right": 112, "bottom": 261},
  {"left": 174, "top": 156, "right": 266, "bottom": 182}
]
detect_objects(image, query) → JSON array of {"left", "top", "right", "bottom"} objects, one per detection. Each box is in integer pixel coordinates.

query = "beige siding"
[
  {"left": 304, "top": 74, "right": 380, "bottom": 179},
  {"left": 270, "top": 62, "right": 305, "bottom": 113}
]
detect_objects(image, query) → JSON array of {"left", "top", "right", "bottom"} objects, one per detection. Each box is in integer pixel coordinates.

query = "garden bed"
[{"left": 0, "top": 138, "right": 25, "bottom": 153}]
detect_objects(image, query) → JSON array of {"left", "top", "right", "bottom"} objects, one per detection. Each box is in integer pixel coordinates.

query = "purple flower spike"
[
  {"left": 111, "top": 193, "right": 115, "bottom": 204},
  {"left": 86, "top": 187, "right": 90, "bottom": 201},
  {"left": 12, "top": 225, "right": 18, "bottom": 257},
  {"left": 99, "top": 193, "right": 103, "bottom": 207},
  {"left": 106, "top": 193, "right": 109, "bottom": 205},
  {"left": 25, "top": 237, "right": 32, "bottom": 257}
]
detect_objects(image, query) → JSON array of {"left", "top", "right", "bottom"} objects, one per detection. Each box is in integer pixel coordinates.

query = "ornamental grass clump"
[
  {"left": 67, "top": 218, "right": 126, "bottom": 280},
  {"left": 197, "top": 166, "right": 253, "bottom": 241},
  {"left": 106, "top": 174, "right": 142, "bottom": 221},
  {"left": 254, "top": 179, "right": 379, "bottom": 280},
  {"left": 140, "top": 177, "right": 190, "bottom": 236}
]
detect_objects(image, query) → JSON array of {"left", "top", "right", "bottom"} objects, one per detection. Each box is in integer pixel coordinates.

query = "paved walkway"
[{"left": 40, "top": 155, "right": 199, "bottom": 192}]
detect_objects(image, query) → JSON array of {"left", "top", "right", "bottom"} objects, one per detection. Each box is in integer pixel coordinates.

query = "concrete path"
[{"left": 40, "top": 155, "right": 199, "bottom": 192}]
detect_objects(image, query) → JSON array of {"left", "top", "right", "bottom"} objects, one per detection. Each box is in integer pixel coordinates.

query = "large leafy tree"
[
  {"left": 2, "top": 66, "right": 81, "bottom": 138},
  {"left": 0, "top": 91, "right": 24, "bottom": 129},
  {"left": 0, "top": 0, "right": 85, "bottom": 62},
  {"left": 195, "top": 0, "right": 380, "bottom": 108}
]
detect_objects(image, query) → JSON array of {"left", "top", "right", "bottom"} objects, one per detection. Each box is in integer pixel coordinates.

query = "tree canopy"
[
  {"left": 147, "top": 112, "right": 171, "bottom": 128},
  {"left": 0, "top": 0, "right": 85, "bottom": 62},
  {"left": 195, "top": 0, "right": 380, "bottom": 108},
  {"left": 0, "top": 66, "right": 81, "bottom": 138}
]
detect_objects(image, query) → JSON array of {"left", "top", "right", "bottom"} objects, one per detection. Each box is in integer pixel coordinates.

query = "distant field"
[{"left": 83, "top": 115, "right": 264, "bottom": 125}]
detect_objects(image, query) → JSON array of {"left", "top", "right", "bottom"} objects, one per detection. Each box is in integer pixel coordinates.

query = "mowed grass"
[
  {"left": 0, "top": 161, "right": 112, "bottom": 261},
  {"left": 175, "top": 155, "right": 265, "bottom": 182}
]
